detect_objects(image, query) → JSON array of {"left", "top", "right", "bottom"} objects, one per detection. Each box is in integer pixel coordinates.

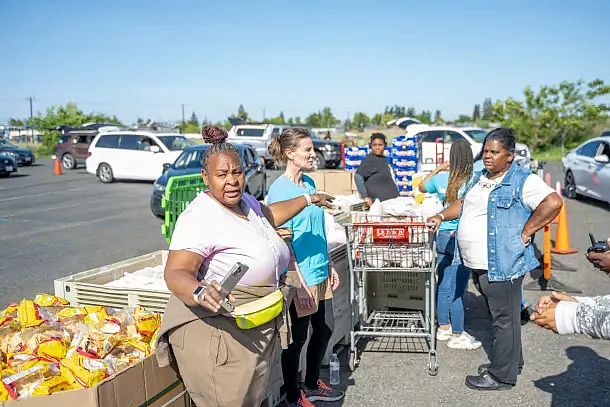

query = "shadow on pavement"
[{"left": 533, "top": 346, "right": 610, "bottom": 407}]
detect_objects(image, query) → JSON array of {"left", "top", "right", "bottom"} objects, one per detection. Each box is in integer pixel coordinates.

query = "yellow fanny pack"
[{"left": 234, "top": 290, "right": 284, "bottom": 330}]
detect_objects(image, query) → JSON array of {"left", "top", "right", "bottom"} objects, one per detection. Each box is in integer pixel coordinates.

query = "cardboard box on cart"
[{"left": 0, "top": 353, "right": 189, "bottom": 407}]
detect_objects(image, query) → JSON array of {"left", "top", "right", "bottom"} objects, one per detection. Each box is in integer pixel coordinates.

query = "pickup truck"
[{"left": 227, "top": 122, "right": 342, "bottom": 169}]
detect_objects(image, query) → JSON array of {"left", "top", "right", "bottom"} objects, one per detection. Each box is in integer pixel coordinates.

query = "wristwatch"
[
  {"left": 438, "top": 213, "right": 445, "bottom": 221},
  {"left": 193, "top": 285, "right": 207, "bottom": 304}
]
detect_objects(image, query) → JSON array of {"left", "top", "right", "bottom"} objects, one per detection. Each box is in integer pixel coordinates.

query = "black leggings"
[{"left": 282, "top": 298, "right": 335, "bottom": 403}]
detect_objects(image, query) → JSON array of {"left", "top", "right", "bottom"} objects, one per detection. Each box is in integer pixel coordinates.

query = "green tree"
[
  {"left": 493, "top": 79, "right": 610, "bottom": 150},
  {"left": 482, "top": 98, "right": 493, "bottom": 120},
  {"left": 406, "top": 107, "right": 416, "bottom": 117},
  {"left": 8, "top": 118, "right": 24, "bottom": 127},
  {"left": 371, "top": 113, "right": 382, "bottom": 126},
  {"left": 294, "top": 116, "right": 302, "bottom": 125},
  {"left": 319, "top": 107, "right": 339, "bottom": 128},
  {"left": 27, "top": 103, "right": 122, "bottom": 155},
  {"left": 352, "top": 112, "right": 370, "bottom": 131},
  {"left": 456, "top": 115, "right": 473, "bottom": 124},
  {"left": 417, "top": 110, "right": 432, "bottom": 124},
  {"left": 188, "top": 112, "right": 199, "bottom": 126},
  {"left": 381, "top": 113, "right": 394, "bottom": 125},
  {"left": 286, "top": 117, "right": 294, "bottom": 126},
  {"left": 305, "top": 112, "right": 322, "bottom": 127},
  {"left": 434, "top": 110, "right": 442, "bottom": 123},
  {"left": 236, "top": 104, "right": 248, "bottom": 121},
  {"left": 472, "top": 104, "right": 481, "bottom": 122}
]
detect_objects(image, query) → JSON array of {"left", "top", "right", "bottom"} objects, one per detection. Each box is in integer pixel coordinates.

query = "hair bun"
[{"left": 202, "top": 125, "right": 228, "bottom": 145}]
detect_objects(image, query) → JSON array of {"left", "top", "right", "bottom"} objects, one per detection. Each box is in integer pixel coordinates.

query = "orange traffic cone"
[
  {"left": 551, "top": 201, "right": 578, "bottom": 255},
  {"left": 54, "top": 157, "right": 63, "bottom": 176}
]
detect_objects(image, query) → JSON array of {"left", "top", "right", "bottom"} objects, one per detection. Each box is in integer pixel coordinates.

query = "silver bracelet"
[
  {"left": 438, "top": 213, "right": 445, "bottom": 221},
  {"left": 303, "top": 194, "right": 312, "bottom": 206}
]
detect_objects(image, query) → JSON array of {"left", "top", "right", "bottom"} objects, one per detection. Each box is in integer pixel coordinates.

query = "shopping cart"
[{"left": 344, "top": 213, "right": 438, "bottom": 376}]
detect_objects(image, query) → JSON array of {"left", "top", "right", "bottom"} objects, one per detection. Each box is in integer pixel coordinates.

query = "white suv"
[
  {"left": 404, "top": 125, "right": 531, "bottom": 172},
  {"left": 86, "top": 131, "right": 192, "bottom": 183}
]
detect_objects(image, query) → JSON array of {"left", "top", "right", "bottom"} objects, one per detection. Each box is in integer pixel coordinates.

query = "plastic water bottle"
[{"left": 329, "top": 353, "right": 340, "bottom": 385}]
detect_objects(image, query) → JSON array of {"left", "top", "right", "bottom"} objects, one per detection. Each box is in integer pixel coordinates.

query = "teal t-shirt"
[
  {"left": 424, "top": 172, "right": 466, "bottom": 231},
  {"left": 266, "top": 174, "right": 329, "bottom": 286}
]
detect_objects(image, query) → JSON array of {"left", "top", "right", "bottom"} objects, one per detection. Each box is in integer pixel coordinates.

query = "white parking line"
[{"left": 0, "top": 188, "right": 86, "bottom": 202}]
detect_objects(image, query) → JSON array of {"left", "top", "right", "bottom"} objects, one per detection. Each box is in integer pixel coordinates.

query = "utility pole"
[
  {"left": 27, "top": 97, "right": 34, "bottom": 120},
  {"left": 26, "top": 97, "right": 35, "bottom": 142},
  {"left": 262, "top": 108, "right": 266, "bottom": 122},
  {"left": 180, "top": 104, "right": 186, "bottom": 134}
]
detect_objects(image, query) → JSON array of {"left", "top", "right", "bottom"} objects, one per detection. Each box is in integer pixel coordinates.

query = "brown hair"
[
  {"left": 267, "top": 127, "right": 312, "bottom": 167},
  {"left": 201, "top": 125, "right": 240, "bottom": 171},
  {"left": 445, "top": 139, "right": 473, "bottom": 204}
]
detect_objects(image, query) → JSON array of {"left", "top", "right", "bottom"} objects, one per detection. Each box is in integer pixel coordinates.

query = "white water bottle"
[{"left": 329, "top": 353, "right": 340, "bottom": 385}]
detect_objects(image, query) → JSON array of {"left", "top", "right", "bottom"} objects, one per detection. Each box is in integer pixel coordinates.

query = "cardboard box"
[
  {"left": 305, "top": 171, "right": 325, "bottom": 191},
  {"left": 0, "top": 354, "right": 189, "bottom": 407},
  {"left": 324, "top": 170, "right": 355, "bottom": 196}
]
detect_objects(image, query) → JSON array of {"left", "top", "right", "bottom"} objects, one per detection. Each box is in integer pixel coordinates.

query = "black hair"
[
  {"left": 474, "top": 127, "right": 516, "bottom": 161},
  {"left": 370, "top": 132, "right": 387, "bottom": 146},
  {"left": 201, "top": 125, "right": 240, "bottom": 171}
]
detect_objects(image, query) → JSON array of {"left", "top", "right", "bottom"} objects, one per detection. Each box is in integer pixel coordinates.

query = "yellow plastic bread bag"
[
  {"left": 17, "top": 300, "right": 46, "bottom": 329},
  {"left": 33, "top": 294, "right": 69, "bottom": 308},
  {"left": 31, "top": 374, "right": 72, "bottom": 396},
  {"left": 133, "top": 307, "right": 161, "bottom": 338},
  {"left": 60, "top": 355, "right": 110, "bottom": 388},
  {"left": 234, "top": 290, "right": 284, "bottom": 330}
]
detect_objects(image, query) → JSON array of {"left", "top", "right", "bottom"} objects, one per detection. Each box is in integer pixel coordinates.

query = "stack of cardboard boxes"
[{"left": 306, "top": 170, "right": 358, "bottom": 196}]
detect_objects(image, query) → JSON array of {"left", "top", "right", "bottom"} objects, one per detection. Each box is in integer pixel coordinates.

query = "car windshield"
[
  {"left": 464, "top": 129, "right": 487, "bottom": 143},
  {"left": 172, "top": 149, "right": 205, "bottom": 169},
  {"left": 156, "top": 136, "right": 194, "bottom": 151},
  {"left": 235, "top": 128, "right": 265, "bottom": 137},
  {"left": 0, "top": 139, "right": 18, "bottom": 148}
]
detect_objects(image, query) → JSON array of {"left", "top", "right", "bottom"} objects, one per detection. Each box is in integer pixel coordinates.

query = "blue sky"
[{"left": 0, "top": 0, "right": 608, "bottom": 125}]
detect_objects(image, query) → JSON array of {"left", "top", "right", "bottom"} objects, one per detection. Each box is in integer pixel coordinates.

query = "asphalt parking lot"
[{"left": 0, "top": 160, "right": 609, "bottom": 406}]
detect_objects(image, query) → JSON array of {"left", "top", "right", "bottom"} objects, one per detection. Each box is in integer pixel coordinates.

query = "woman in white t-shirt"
[
  {"left": 427, "top": 128, "right": 563, "bottom": 391},
  {"left": 155, "top": 126, "right": 334, "bottom": 407}
]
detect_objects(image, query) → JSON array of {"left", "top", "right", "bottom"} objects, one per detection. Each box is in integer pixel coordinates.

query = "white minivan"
[{"left": 86, "top": 131, "right": 192, "bottom": 183}]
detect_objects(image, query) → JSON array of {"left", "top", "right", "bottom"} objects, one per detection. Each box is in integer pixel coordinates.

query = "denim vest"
[{"left": 455, "top": 162, "right": 540, "bottom": 282}]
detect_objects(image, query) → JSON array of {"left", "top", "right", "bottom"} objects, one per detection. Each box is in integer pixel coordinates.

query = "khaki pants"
[{"left": 168, "top": 315, "right": 278, "bottom": 407}]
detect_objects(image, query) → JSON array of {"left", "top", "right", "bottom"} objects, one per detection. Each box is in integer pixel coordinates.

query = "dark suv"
[
  {"left": 308, "top": 130, "right": 342, "bottom": 169},
  {"left": 54, "top": 131, "right": 97, "bottom": 169}
]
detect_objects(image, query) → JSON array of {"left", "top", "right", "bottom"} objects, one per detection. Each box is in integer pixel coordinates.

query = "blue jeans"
[{"left": 436, "top": 230, "right": 469, "bottom": 334}]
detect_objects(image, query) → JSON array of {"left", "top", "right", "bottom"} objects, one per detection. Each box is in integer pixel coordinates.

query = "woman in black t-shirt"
[{"left": 354, "top": 133, "right": 399, "bottom": 206}]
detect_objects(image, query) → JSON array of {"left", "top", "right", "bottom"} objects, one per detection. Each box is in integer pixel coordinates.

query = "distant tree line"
[{"left": 9, "top": 79, "right": 609, "bottom": 154}]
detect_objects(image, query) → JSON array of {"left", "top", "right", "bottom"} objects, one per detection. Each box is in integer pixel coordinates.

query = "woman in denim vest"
[
  {"left": 427, "top": 128, "right": 563, "bottom": 390},
  {"left": 419, "top": 140, "right": 482, "bottom": 350}
]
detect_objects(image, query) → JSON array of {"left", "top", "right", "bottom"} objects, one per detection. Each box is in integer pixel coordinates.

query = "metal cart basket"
[{"left": 344, "top": 213, "right": 438, "bottom": 375}]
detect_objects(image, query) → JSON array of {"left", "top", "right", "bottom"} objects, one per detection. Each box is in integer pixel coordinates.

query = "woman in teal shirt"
[
  {"left": 266, "top": 128, "right": 344, "bottom": 407},
  {"left": 419, "top": 140, "right": 482, "bottom": 349}
]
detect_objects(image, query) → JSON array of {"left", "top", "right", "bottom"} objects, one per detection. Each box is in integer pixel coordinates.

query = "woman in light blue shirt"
[
  {"left": 419, "top": 140, "right": 482, "bottom": 349},
  {"left": 266, "top": 128, "right": 344, "bottom": 406}
]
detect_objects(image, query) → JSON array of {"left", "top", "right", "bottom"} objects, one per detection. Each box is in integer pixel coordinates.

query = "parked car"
[
  {"left": 0, "top": 153, "right": 17, "bottom": 178},
  {"left": 150, "top": 143, "right": 266, "bottom": 217},
  {"left": 401, "top": 125, "right": 531, "bottom": 172},
  {"left": 307, "top": 130, "right": 342, "bottom": 170},
  {"left": 52, "top": 130, "right": 97, "bottom": 169},
  {"left": 86, "top": 131, "right": 194, "bottom": 183},
  {"left": 562, "top": 134, "right": 610, "bottom": 204},
  {"left": 227, "top": 122, "right": 292, "bottom": 167},
  {"left": 0, "top": 138, "right": 36, "bottom": 166}
]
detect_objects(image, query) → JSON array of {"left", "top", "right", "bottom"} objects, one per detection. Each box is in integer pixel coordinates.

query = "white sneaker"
[
  {"left": 436, "top": 327, "right": 453, "bottom": 341},
  {"left": 447, "top": 332, "right": 482, "bottom": 350}
]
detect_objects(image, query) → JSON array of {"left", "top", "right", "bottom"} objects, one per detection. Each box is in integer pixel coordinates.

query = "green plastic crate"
[{"left": 161, "top": 173, "right": 207, "bottom": 244}]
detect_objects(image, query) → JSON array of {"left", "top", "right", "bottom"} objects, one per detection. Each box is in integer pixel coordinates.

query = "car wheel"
[
  {"left": 564, "top": 170, "right": 579, "bottom": 199},
  {"left": 61, "top": 153, "right": 76, "bottom": 170},
  {"left": 314, "top": 151, "right": 326, "bottom": 170},
  {"left": 97, "top": 163, "right": 114, "bottom": 184}
]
